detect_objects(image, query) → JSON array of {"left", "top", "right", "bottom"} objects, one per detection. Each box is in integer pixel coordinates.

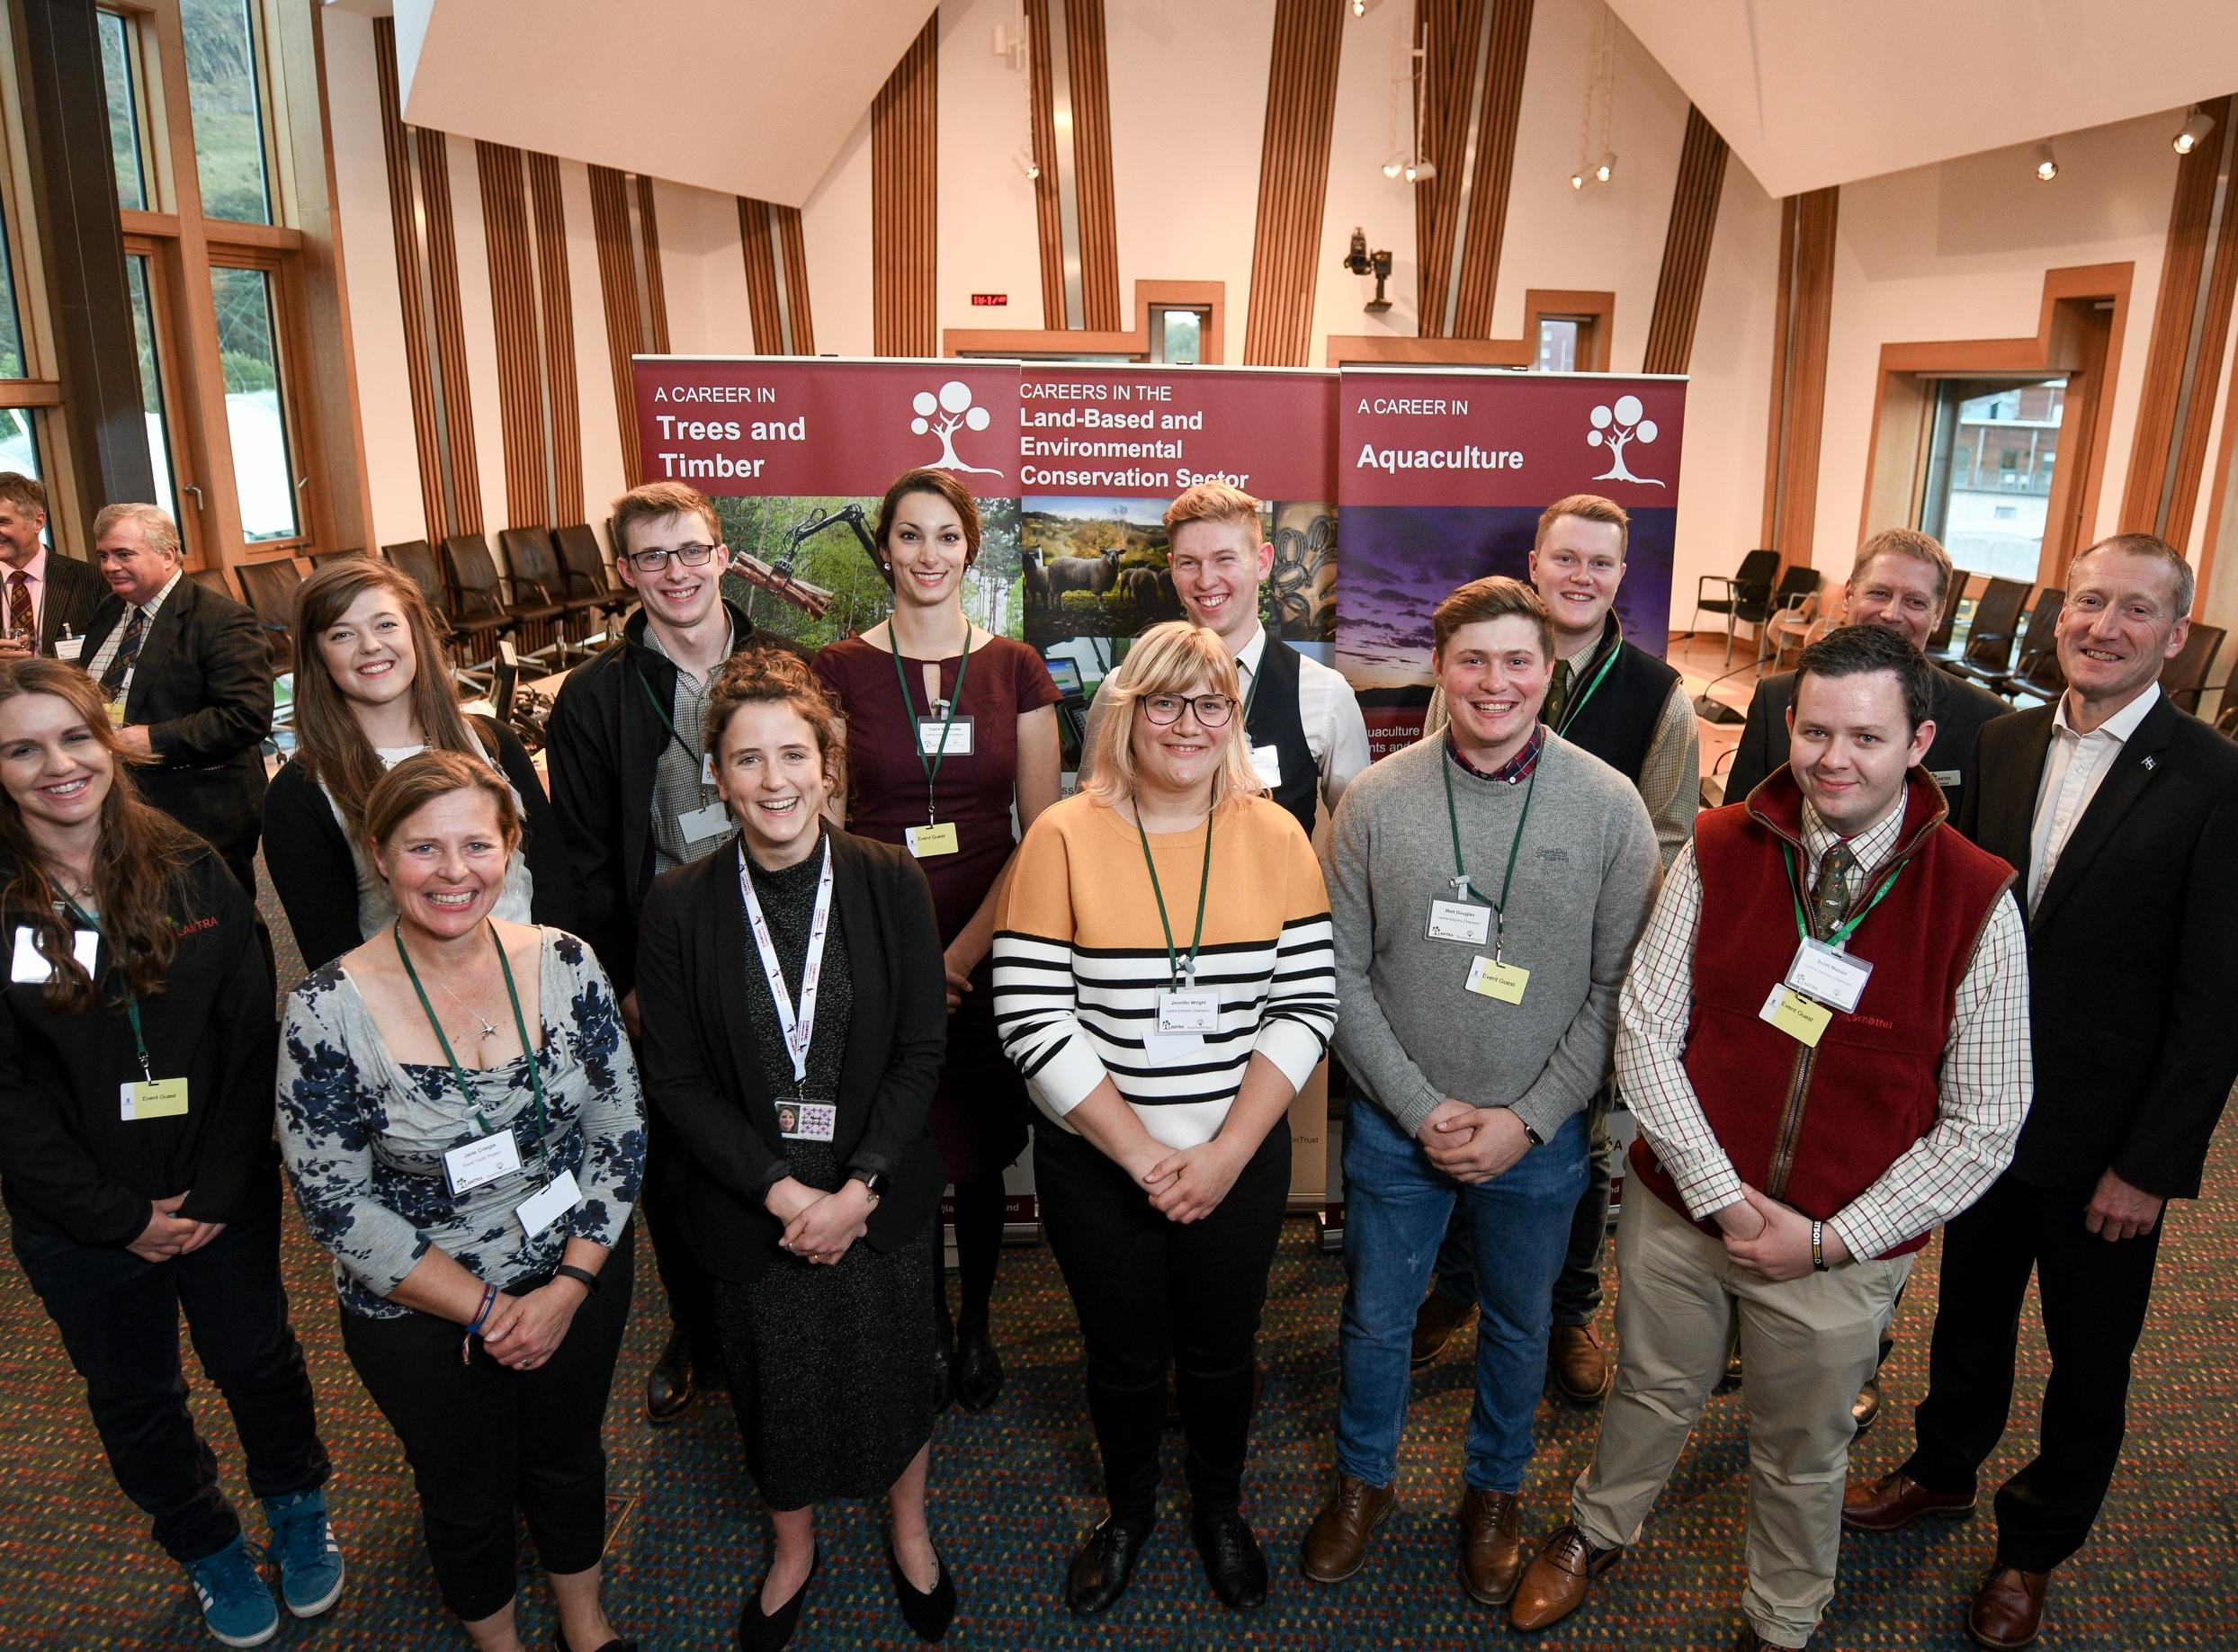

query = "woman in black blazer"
[
  {"left": 264, "top": 558, "right": 583, "bottom": 974},
  {"left": 637, "top": 649, "right": 953, "bottom": 1650}
]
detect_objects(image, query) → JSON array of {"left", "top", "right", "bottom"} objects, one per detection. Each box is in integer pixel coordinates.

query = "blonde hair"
[
  {"left": 1851, "top": 527, "right": 1954, "bottom": 604},
  {"left": 362, "top": 749, "right": 522, "bottom": 863},
  {"left": 1534, "top": 494, "right": 1629, "bottom": 559},
  {"left": 1162, "top": 481, "right": 1264, "bottom": 547},
  {"left": 1083, "top": 621, "right": 1262, "bottom": 811}
]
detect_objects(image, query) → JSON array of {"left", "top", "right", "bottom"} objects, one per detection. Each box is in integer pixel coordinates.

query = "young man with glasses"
[{"left": 544, "top": 480, "right": 811, "bottom": 1424}]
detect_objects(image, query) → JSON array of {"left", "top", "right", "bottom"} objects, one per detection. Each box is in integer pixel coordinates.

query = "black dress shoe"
[
  {"left": 555, "top": 1630, "right": 640, "bottom": 1652},
  {"left": 887, "top": 1540, "right": 957, "bottom": 1641},
  {"left": 646, "top": 1328, "right": 698, "bottom": 1424},
  {"left": 1192, "top": 1509, "right": 1268, "bottom": 1610},
  {"left": 1852, "top": 1374, "right": 1884, "bottom": 1433},
  {"left": 1065, "top": 1513, "right": 1154, "bottom": 1615},
  {"left": 951, "top": 1319, "right": 1004, "bottom": 1413},
  {"left": 738, "top": 1546, "right": 818, "bottom": 1651}
]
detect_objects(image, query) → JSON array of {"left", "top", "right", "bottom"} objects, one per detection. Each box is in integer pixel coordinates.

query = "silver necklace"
[{"left": 429, "top": 969, "right": 501, "bottom": 1041}]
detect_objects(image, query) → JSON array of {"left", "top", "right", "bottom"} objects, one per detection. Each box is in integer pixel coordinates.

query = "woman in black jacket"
[
  {"left": 0, "top": 658, "right": 340, "bottom": 1648},
  {"left": 637, "top": 649, "right": 953, "bottom": 1650},
  {"left": 264, "top": 558, "right": 581, "bottom": 974}
]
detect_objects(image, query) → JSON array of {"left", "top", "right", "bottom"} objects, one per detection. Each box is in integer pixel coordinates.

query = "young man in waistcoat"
[
  {"left": 1079, "top": 482, "right": 1369, "bottom": 835},
  {"left": 1508, "top": 624, "right": 2031, "bottom": 1651},
  {"left": 1414, "top": 495, "right": 1700, "bottom": 1404}
]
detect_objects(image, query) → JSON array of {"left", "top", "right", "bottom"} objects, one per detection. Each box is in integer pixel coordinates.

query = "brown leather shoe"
[
  {"left": 1840, "top": 1469, "right": 1975, "bottom": 1531},
  {"left": 1547, "top": 1325, "right": 1615, "bottom": 1405},
  {"left": 1730, "top": 1630, "right": 1781, "bottom": 1651},
  {"left": 1411, "top": 1292, "right": 1473, "bottom": 1368},
  {"left": 1851, "top": 1374, "right": 1883, "bottom": 1433},
  {"left": 1967, "top": 1564, "right": 2049, "bottom": 1648},
  {"left": 1299, "top": 1473, "right": 1394, "bottom": 1583},
  {"left": 1458, "top": 1487, "right": 1524, "bottom": 1605},
  {"left": 1508, "top": 1522, "right": 1619, "bottom": 1631}
]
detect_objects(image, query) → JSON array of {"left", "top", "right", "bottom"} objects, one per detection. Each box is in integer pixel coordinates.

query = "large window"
[
  {"left": 1919, "top": 378, "right": 2067, "bottom": 581},
  {"left": 0, "top": 21, "right": 60, "bottom": 508}
]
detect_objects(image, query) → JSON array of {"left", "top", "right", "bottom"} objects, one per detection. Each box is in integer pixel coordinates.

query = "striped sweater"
[{"left": 992, "top": 792, "right": 1338, "bottom": 1148}]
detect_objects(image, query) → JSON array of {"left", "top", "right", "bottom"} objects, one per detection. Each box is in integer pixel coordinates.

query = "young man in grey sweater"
[{"left": 1301, "top": 576, "right": 1661, "bottom": 1606}]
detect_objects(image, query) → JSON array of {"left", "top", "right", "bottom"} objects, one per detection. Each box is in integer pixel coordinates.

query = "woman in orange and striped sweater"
[{"left": 992, "top": 621, "right": 1337, "bottom": 1617}]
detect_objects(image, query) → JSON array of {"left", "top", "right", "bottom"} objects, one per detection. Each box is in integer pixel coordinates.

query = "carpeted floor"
[{"left": 1, "top": 870, "right": 2231, "bottom": 1648}]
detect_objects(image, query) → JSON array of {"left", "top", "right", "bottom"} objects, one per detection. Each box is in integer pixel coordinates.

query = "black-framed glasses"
[
  {"left": 622, "top": 542, "right": 718, "bottom": 573},
  {"left": 1140, "top": 692, "right": 1235, "bottom": 728}
]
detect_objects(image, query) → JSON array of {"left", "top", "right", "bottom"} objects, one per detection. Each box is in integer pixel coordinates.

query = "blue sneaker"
[
  {"left": 184, "top": 1533, "right": 279, "bottom": 1648},
  {"left": 263, "top": 1487, "right": 346, "bottom": 1617}
]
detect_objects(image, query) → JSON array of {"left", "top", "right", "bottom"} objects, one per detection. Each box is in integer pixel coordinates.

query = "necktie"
[
  {"left": 4, "top": 571, "right": 29, "bottom": 643},
  {"left": 1810, "top": 844, "right": 1858, "bottom": 940},
  {"left": 100, "top": 607, "right": 147, "bottom": 699},
  {"left": 1544, "top": 658, "right": 1573, "bottom": 729}
]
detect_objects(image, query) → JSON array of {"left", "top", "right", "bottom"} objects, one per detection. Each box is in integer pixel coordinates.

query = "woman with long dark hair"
[
  {"left": 813, "top": 468, "right": 1061, "bottom": 1410},
  {"left": 639, "top": 648, "right": 954, "bottom": 1648},
  {"left": 264, "top": 557, "right": 581, "bottom": 973},
  {"left": 0, "top": 658, "right": 339, "bottom": 1649}
]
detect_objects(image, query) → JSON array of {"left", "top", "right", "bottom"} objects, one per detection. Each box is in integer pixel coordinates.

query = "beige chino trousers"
[{"left": 1571, "top": 1184, "right": 1911, "bottom": 1648}]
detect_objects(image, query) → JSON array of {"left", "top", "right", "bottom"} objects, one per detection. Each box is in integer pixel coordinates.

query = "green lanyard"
[
  {"left": 393, "top": 920, "right": 548, "bottom": 1150},
  {"left": 890, "top": 630, "right": 972, "bottom": 826},
  {"left": 1780, "top": 844, "right": 1905, "bottom": 946},
  {"left": 64, "top": 900, "right": 152, "bottom": 1083},
  {"left": 1552, "top": 638, "right": 1623, "bottom": 736},
  {"left": 1134, "top": 806, "right": 1214, "bottom": 987},
  {"left": 1439, "top": 745, "right": 1539, "bottom": 961}
]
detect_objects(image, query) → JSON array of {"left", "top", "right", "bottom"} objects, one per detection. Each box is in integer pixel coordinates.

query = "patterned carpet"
[{"left": 0, "top": 875, "right": 2230, "bottom": 1647}]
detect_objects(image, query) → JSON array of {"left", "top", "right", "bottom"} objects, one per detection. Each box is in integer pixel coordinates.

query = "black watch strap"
[
  {"left": 851, "top": 1169, "right": 890, "bottom": 1200},
  {"left": 554, "top": 1264, "right": 602, "bottom": 1295}
]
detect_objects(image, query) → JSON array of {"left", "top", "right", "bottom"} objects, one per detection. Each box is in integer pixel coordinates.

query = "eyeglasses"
[
  {"left": 622, "top": 542, "right": 718, "bottom": 573},
  {"left": 1139, "top": 693, "right": 1235, "bottom": 728}
]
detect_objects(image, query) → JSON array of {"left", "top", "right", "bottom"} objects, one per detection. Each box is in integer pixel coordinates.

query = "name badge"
[
  {"left": 906, "top": 822, "right": 960, "bottom": 858},
  {"left": 1784, "top": 937, "right": 1872, "bottom": 1014},
  {"left": 1156, "top": 988, "right": 1220, "bottom": 1034},
  {"left": 443, "top": 1129, "right": 523, "bottom": 1196},
  {"left": 1465, "top": 956, "right": 1530, "bottom": 1004},
  {"left": 12, "top": 925, "right": 98, "bottom": 984},
  {"left": 1760, "top": 984, "right": 1831, "bottom": 1046},
  {"left": 1427, "top": 899, "right": 1492, "bottom": 946},
  {"left": 515, "top": 1167, "right": 581, "bottom": 1237},
  {"left": 1249, "top": 743, "right": 1284, "bottom": 788},
  {"left": 1929, "top": 769, "right": 1961, "bottom": 788},
  {"left": 918, "top": 716, "right": 975, "bottom": 756},
  {"left": 120, "top": 1076, "right": 191, "bottom": 1121},
  {"left": 1143, "top": 1030, "right": 1204, "bottom": 1063},
  {"left": 776, "top": 1101, "right": 837, "bottom": 1141},
  {"left": 677, "top": 799, "right": 732, "bottom": 845},
  {"left": 54, "top": 637, "right": 85, "bottom": 663},
  {"left": 106, "top": 701, "right": 128, "bottom": 728}
]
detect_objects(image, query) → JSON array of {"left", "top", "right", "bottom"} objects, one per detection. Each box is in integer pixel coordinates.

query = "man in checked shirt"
[{"left": 1508, "top": 624, "right": 2032, "bottom": 1652}]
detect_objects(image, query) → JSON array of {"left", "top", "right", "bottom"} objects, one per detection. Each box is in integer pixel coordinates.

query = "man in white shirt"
[{"left": 1079, "top": 482, "right": 1370, "bottom": 836}]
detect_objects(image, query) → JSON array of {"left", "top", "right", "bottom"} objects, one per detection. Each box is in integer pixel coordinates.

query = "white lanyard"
[{"left": 739, "top": 838, "right": 835, "bottom": 1091}]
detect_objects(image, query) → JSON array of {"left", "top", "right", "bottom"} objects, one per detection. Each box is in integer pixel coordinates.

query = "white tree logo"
[
  {"left": 910, "top": 380, "right": 1004, "bottom": 477},
  {"left": 1588, "top": 394, "right": 1665, "bottom": 487}
]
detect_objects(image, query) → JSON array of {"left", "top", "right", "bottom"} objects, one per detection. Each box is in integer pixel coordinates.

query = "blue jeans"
[{"left": 1335, "top": 1100, "right": 1588, "bottom": 1492}]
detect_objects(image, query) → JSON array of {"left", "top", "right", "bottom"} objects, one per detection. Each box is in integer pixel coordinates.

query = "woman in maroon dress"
[{"left": 814, "top": 469, "right": 1061, "bottom": 1411}]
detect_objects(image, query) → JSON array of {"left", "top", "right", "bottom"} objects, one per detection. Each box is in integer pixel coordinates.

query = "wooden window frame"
[{"left": 1324, "top": 290, "right": 1615, "bottom": 370}]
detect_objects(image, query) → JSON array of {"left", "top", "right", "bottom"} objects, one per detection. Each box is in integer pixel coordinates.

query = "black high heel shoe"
[
  {"left": 887, "top": 1540, "right": 957, "bottom": 1641},
  {"left": 737, "top": 1545, "right": 819, "bottom": 1652},
  {"left": 554, "top": 1630, "right": 640, "bottom": 1652}
]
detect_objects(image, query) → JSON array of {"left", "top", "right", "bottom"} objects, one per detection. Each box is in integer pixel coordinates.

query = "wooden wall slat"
[
  {"left": 873, "top": 18, "right": 939, "bottom": 356},
  {"left": 588, "top": 165, "right": 646, "bottom": 483},
  {"left": 1643, "top": 107, "right": 1731, "bottom": 374},
  {"left": 527, "top": 152, "right": 583, "bottom": 526},
  {"left": 2165, "top": 138, "right": 2238, "bottom": 548},
  {"left": 739, "top": 197, "right": 785, "bottom": 353},
  {"left": 1025, "top": 0, "right": 1066, "bottom": 327},
  {"left": 1450, "top": 0, "right": 1533, "bottom": 338},
  {"left": 1063, "top": 0, "right": 1122, "bottom": 332},
  {"left": 414, "top": 128, "right": 481, "bottom": 536},
  {"left": 634, "top": 174, "right": 671, "bottom": 353},
  {"left": 776, "top": 206, "right": 816, "bottom": 355},
  {"left": 1411, "top": 0, "right": 1486, "bottom": 337},
  {"left": 372, "top": 20, "right": 447, "bottom": 542},
  {"left": 1242, "top": 0, "right": 1345, "bottom": 367},
  {"left": 2122, "top": 94, "right": 2235, "bottom": 536},
  {"left": 476, "top": 140, "right": 546, "bottom": 528},
  {"left": 1761, "top": 187, "right": 1839, "bottom": 562}
]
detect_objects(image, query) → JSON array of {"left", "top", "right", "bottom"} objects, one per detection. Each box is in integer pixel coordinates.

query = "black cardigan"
[
  {"left": 0, "top": 844, "right": 279, "bottom": 1245},
  {"left": 262, "top": 718, "right": 585, "bottom": 975},
  {"left": 635, "top": 827, "right": 947, "bottom": 1285}
]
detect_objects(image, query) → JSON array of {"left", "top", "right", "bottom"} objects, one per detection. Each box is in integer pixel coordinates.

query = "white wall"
[{"left": 1309, "top": 0, "right": 1420, "bottom": 348}]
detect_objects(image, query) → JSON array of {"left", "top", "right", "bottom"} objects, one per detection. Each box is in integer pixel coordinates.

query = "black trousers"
[
  {"left": 10, "top": 1201, "right": 328, "bottom": 1565},
  {"left": 1034, "top": 1117, "right": 1289, "bottom": 1522},
  {"left": 1901, "top": 1170, "right": 2164, "bottom": 1573},
  {"left": 641, "top": 1080, "right": 720, "bottom": 1363},
  {"left": 341, "top": 1227, "right": 636, "bottom": 1621}
]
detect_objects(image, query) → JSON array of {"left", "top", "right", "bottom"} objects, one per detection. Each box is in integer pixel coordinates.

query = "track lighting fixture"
[
  {"left": 1383, "top": 156, "right": 1403, "bottom": 179},
  {"left": 1015, "top": 147, "right": 1040, "bottom": 181},
  {"left": 1570, "top": 170, "right": 1586, "bottom": 190},
  {"left": 2035, "top": 142, "right": 2059, "bottom": 183},
  {"left": 2174, "top": 107, "right": 2217, "bottom": 156},
  {"left": 1404, "top": 158, "right": 1437, "bottom": 183},
  {"left": 1595, "top": 153, "right": 1616, "bottom": 183}
]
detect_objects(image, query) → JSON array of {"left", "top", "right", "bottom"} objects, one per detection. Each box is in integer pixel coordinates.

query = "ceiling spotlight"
[
  {"left": 1595, "top": 152, "right": 1616, "bottom": 183},
  {"left": 1570, "top": 169, "right": 1586, "bottom": 190},
  {"left": 1351, "top": 0, "right": 1367, "bottom": 14},
  {"left": 1404, "top": 157, "right": 1437, "bottom": 183},
  {"left": 2035, "top": 142, "right": 2058, "bottom": 183},
  {"left": 1015, "top": 146, "right": 1040, "bottom": 181},
  {"left": 2174, "top": 106, "right": 2217, "bottom": 156},
  {"left": 1382, "top": 155, "right": 1403, "bottom": 180}
]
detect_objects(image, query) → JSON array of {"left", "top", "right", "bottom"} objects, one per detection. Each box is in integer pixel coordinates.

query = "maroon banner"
[
  {"left": 631, "top": 356, "right": 1021, "bottom": 500},
  {"left": 1018, "top": 364, "right": 1338, "bottom": 503}
]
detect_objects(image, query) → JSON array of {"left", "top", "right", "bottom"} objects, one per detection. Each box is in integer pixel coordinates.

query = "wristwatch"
[{"left": 849, "top": 1169, "right": 889, "bottom": 1203}]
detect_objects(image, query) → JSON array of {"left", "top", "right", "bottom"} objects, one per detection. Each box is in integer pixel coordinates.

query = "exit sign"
[{"left": 971, "top": 292, "right": 1008, "bottom": 307}]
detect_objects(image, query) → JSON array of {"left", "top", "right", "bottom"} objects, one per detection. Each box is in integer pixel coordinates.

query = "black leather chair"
[
  {"left": 1695, "top": 549, "right": 1779, "bottom": 666},
  {"left": 497, "top": 526, "right": 595, "bottom": 667},
  {"left": 1938, "top": 576, "right": 2030, "bottom": 674},
  {"left": 384, "top": 537, "right": 492, "bottom": 692},
  {"left": 443, "top": 532, "right": 559, "bottom": 668},
  {"left": 186, "top": 566, "right": 234, "bottom": 599},
  {"left": 1750, "top": 566, "right": 1822, "bottom": 670},
  {"left": 1976, "top": 587, "right": 2063, "bottom": 695},
  {"left": 232, "top": 557, "right": 302, "bottom": 677},
  {"left": 308, "top": 548, "right": 369, "bottom": 568},
  {"left": 2162, "top": 622, "right": 2225, "bottom": 713},
  {"left": 552, "top": 524, "right": 631, "bottom": 641},
  {"left": 1925, "top": 573, "right": 1970, "bottom": 656}
]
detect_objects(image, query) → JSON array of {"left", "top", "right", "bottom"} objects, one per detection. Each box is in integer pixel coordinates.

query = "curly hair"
[{"left": 703, "top": 647, "right": 848, "bottom": 803}]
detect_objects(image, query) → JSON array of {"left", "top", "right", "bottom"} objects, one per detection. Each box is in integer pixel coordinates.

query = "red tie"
[{"left": 4, "top": 571, "right": 30, "bottom": 643}]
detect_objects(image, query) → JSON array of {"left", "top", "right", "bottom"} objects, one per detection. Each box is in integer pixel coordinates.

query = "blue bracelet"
[{"left": 461, "top": 1282, "right": 498, "bottom": 1364}]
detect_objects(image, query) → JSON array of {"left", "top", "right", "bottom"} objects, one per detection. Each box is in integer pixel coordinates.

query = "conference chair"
[
  {"left": 552, "top": 524, "right": 631, "bottom": 644},
  {"left": 232, "top": 556, "right": 304, "bottom": 739},
  {"left": 187, "top": 567, "right": 234, "bottom": 599},
  {"left": 1924, "top": 574, "right": 1970, "bottom": 656},
  {"left": 1751, "top": 566, "right": 1822, "bottom": 671},
  {"left": 442, "top": 533, "right": 559, "bottom": 683},
  {"left": 2162, "top": 623, "right": 2225, "bottom": 714},
  {"left": 1694, "top": 549, "right": 1779, "bottom": 666},
  {"left": 1973, "top": 587, "right": 2063, "bottom": 694},
  {"left": 383, "top": 537, "right": 494, "bottom": 693},
  {"left": 497, "top": 526, "right": 600, "bottom": 667},
  {"left": 308, "top": 548, "right": 369, "bottom": 568},
  {"left": 1939, "top": 576, "right": 2030, "bottom": 676}
]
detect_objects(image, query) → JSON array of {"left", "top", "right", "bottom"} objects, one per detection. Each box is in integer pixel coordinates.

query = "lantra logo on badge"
[
  {"left": 909, "top": 380, "right": 1005, "bottom": 478},
  {"left": 1588, "top": 394, "right": 1665, "bottom": 488}
]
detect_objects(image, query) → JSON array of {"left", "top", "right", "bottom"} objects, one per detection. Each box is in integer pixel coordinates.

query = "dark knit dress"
[{"left": 712, "top": 844, "right": 937, "bottom": 1509}]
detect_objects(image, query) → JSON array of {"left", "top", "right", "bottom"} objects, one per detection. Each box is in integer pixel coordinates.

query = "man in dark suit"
[
  {"left": 0, "top": 473, "right": 106, "bottom": 658},
  {"left": 79, "top": 504, "right": 273, "bottom": 899},
  {"left": 1842, "top": 532, "right": 2238, "bottom": 1651},
  {"left": 1725, "top": 527, "right": 2010, "bottom": 819}
]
